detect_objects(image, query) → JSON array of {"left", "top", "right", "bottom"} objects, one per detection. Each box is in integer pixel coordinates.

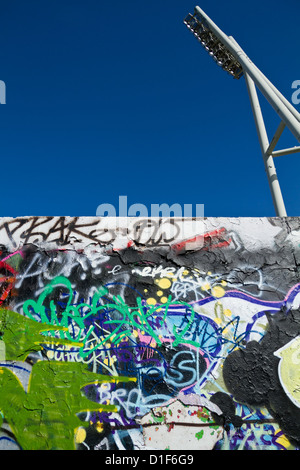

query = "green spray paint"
[
  {"left": 0, "top": 361, "right": 136, "bottom": 450},
  {"left": 0, "top": 308, "right": 83, "bottom": 361},
  {"left": 195, "top": 430, "right": 204, "bottom": 440}
]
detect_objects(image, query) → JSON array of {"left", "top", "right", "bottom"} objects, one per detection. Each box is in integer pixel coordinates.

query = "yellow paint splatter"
[
  {"left": 75, "top": 427, "right": 86, "bottom": 444},
  {"left": 96, "top": 421, "right": 104, "bottom": 433},
  {"left": 161, "top": 297, "right": 168, "bottom": 304},
  {"left": 157, "top": 290, "right": 163, "bottom": 297},
  {"left": 201, "top": 282, "right": 211, "bottom": 291},
  {"left": 224, "top": 309, "right": 232, "bottom": 317},
  {"left": 103, "top": 356, "right": 116, "bottom": 366},
  {"left": 211, "top": 286, "right": 225, "bottom": 298},
  {"left": 147, "top": 298, "right": 157, "bottom": 306},
  {"left": 157, "top": 278, "right": 171, "bottom": 289}
]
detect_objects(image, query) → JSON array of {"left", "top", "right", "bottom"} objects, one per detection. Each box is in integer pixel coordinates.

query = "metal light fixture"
[
  {"left": 184, "top": 6, "right": 300, "bottom": 217},
  {"left": 184, "top": 13, "right": 243, "bottom": 79}
]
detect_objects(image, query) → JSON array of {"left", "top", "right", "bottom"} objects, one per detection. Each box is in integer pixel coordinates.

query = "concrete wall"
[{"left": 0, "top": 216, "right": 299, "bottom": 450}]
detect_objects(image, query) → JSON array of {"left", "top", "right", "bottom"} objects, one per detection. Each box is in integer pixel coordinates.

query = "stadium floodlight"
[
  {"left": 184, "top": 13, "right": 243, "bottom": 80},
  {"left": 184, "top": 6, "right": 300, "bottom": 217}
]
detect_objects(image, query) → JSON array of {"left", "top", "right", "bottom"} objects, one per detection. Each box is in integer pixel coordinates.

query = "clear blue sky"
[{"left": 0, "top": 0, "right": 299, "bottom": 217}]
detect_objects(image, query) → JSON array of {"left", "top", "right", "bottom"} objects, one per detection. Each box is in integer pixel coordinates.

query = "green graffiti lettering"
[{"left": 21, "top": 276, "right": 212, "bottom": 359}]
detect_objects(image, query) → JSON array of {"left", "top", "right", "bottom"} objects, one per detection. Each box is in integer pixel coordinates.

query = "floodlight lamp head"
[{"left": 184, "top": 11, "right": 243, "bottom": 79}]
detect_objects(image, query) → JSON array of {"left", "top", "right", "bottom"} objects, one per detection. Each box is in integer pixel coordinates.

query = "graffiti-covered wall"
[{"left": 0, "top": 216, "right": 300, "bottom": 450}]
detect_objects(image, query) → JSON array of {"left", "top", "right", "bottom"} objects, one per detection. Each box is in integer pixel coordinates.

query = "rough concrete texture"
[{"left": 0, "top": 216, "right": 299, "bottom": 450}]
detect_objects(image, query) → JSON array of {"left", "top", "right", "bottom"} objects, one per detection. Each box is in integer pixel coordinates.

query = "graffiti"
[
  {"left": 0, "top": 216, "right": 299, "bottom": 450},
  {"left": 0, "top": 257, "right": 18, "bottom": 305},
  {"left": 0, "top": 217, "right": 205, "bottom": 250},
  {"left": 0, "top": 308, "right": 83, "bottom": 361},
  {"left": 275, "top": 336, "right": 300, "bottom": 409},
  {"left": 222, "top": 305, "right": 300, "bottom": 445},
  {"left": 139, "top": 398, "right": 223, "bottom": 450},
  {"left": 171, "top": 227, "right": 232, "bottom": 254}
]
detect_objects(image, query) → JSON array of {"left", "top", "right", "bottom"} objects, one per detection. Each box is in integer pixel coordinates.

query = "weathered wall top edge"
[
  {"left": 0, "top": 214, "right": 297, "bottom": 253},
  {"left": 0, "top": 216, "right": 298, "bottom": 221}
]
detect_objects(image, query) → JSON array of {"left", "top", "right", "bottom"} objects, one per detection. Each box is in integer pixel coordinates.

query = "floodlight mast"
[{"left": 184, "top": 6, "right": 300, "bottom": 217}]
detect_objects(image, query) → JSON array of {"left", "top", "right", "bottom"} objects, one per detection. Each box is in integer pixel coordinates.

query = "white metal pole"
[
  {"left": 228, "top": 36, "right": 300, "bottom": 125},
  {"left": 272, "top": 146, "right": 300, "bottom": 157},
  {"left": 194, "top": 6, "right": 300, "bottom": 142},
  {"left": 266, "top": 121, "right": 286, "bottom": 156},
  {"left": 250, "top": 56, "right": 300, "bottom": 124},
  {"left": 244, "top": 72, "right": 287, "bottom": 217}
]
